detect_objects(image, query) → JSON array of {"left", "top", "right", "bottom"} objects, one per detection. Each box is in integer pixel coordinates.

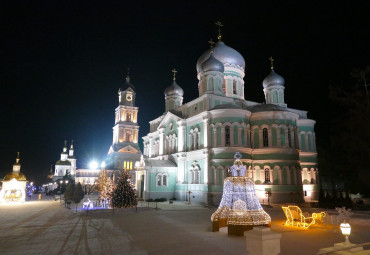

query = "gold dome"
[{"left": 3, "top": 172, "right": 27, "bottom": 181}]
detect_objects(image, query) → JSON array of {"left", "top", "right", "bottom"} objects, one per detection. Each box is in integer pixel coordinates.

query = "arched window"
[
  {"left": 265, "top": 168, "right": 271, "bottom": 183},
  {"left": 288, "top": 128, "right": 292, "bottom": 148},
  {"left": 126, "top": 132, "right": 132, "bottom": 142},
  {"left": 157, "top": 175, "right": 162, "bottom": 186},
  {"left": 208, "top": 78, "right": 214, "bottom": 91},
  {"left": 263, "top": 128, "right": 269, "bottom": 147},
  {"left": 127, "top": 112, "right": 131, "bottom": 121},
  {"left": 233, "top": 80, "right": 237, "bottom": 94},
  {"left": 225, "top": 126, "right": 230, "bottom": 146}
]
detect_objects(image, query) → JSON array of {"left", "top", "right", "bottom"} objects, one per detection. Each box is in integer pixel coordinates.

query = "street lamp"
[
  {"left": 89, "top": 161, "right": 98, "bottom": 170},
  {"left": 340, "top": 222, "right": 351, "bottom": 245}
]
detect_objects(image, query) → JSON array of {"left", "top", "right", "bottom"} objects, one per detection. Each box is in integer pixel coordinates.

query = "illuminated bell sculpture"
[{"left": 211, "top": 152, "right": 271, "bottom": 236}]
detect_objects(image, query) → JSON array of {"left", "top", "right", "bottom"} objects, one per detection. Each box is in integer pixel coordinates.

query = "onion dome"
[
  {"left": 262, "top": 69, "right": 285, "bottom": 88},
  {"left": 164, "top": 80, "right": 184, "bottom": 97},
  {"left": 3, "top": 172, "right": 27, "bottom": 181},
  {"left": 196, "top": 41, "right": 245, "bottom": 73},
  {"left": 201, "top": 53, "right": 224, "bottom": 73}
]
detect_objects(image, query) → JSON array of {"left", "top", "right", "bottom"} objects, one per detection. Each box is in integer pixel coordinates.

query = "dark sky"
[{"left": 1, "top": 1, "right": 369, "bottom": 183}]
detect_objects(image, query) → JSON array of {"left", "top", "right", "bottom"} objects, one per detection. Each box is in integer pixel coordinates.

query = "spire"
[
  {"left": 269, "top": 56, "right": 274, "bottom": 70},
  {"left": 16, "top": 152, "right": 20, "bottom": 164},
  {"left": 64, "top": 140, "right": 67, "bottom": 148},
  {"left": 215, "top": 20, "right": 224, "bottom": 41},
  {"left": 125, "top": 68, "right": 130, "bottom": 84},
  {"left": 172, "top": 68, "right": 178, "bottom": 81},
  {"left": 70, "top": 139, "right": 74, "bottom": 149},
  {"left": 50, "top": 165, "right": 53, "bottom": 173},
  {"left": 208, "top": 38, "right": 215, "bottom": 53}
]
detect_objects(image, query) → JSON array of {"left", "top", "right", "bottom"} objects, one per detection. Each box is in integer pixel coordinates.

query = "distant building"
[
  {"left": 53, "top": 140, "right": 76, "bottom": 181},
  {"left": 0, "top": 153, "right": 27, "bottom": 203}
]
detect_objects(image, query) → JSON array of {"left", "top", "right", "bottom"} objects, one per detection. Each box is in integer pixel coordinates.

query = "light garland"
[
  {"left": 211, "top": 153, "right": 271, "bottom": 234},
  {"left": 281, "top": 205, "right": 326, "bottom": 229}
]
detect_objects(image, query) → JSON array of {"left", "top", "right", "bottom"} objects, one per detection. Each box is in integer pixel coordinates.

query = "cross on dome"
[
  {"left": 208, "top": 38, "right": 215, "bottom": 52},
  {"left": 215, "top": 20, "right": 224, "bottom": 41},
  {"left": 172, "top": 68, "right": 178, "bottom": 81},
  {"left": 269, "top": 56, "right": 274, "bottom": 70}
]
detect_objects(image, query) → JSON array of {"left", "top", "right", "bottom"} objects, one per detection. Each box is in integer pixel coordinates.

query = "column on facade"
[
  {"left": 149, "top": 136, "right": 153, "bottom": 157},
  {"left": 270, "top": 169, "right": 274, "bottom": 184},
  {"left": 278, "top": 168, "right": 283, "bottom": 184},
  {"left": 213, "top": 128, "right": 217, "bottom": 147},
  {"left": 203, "top": 119, "right": 209, "bottom": 148},
  {"left": 133, "top": 110, "right": 138, "bottom": 123},
  {"left": 285, "top": 127, "right": 289, "bottom": 148},
  {"left": 286, "top": 168, "right": 291, "bottom": 185},
  {"left": 159, "top": 128, "right": 165, "bottom": 156},
  {"left": 277, "top": 127, "right": 281, "bottom": 147},
  {"left": 290, "top": 126, "right": 295, "bottom": 148},
  {"left": 238, "top": 127, "right": 242, "bottom": 146},
  {"left": 268, "top": 126, "right": 272, "bottom": 148},
  {"left": 304, "top": 133, "right": 309, "bottom": 152},
  {"left": 203, "top": 153, "right": 209, "bottom": 184},
  {"left": 292, "top": 168, "right": 297, "bottom": 185},
  {"left": 177, "top": 121, "right": 186, "bottom": 152}
]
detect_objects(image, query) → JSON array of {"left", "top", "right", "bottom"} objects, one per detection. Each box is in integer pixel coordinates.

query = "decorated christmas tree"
[
  {"left": 111, "top": 170, "right": 137, "bottom": 208},
  {"left": 97, "top": 169, "right": 114, "bottom": 208}
]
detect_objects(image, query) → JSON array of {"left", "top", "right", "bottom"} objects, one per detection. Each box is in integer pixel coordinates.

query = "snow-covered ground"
[{"left": 0, "top": 198, "right": 369, "bottom": 255}]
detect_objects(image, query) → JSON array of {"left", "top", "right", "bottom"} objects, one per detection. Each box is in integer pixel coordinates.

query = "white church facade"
[
  {"left": 53, "top": 140, "right": 76, "bottom": 181},
  {"left": 138, "top": 33, "right": 319, "bottom": 205}
]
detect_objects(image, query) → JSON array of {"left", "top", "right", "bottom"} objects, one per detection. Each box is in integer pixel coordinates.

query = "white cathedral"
[{"left": 101, "top": 28, "right": 319, "bottom": 205}]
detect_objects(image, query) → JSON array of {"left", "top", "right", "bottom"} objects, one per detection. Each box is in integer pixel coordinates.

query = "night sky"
[{"left": 1, "top": 1, "right": 369, "bottom": 183}]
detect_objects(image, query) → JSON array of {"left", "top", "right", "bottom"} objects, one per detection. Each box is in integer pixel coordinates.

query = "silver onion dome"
[
  {"left": 164, "top": 80, "right": 184, "bottom": 97},
  {"left": 262, "top": 69, "right": 285, "bottom": 88},
  {"left": 196, "top": 41, "right": 245, "bottom": 73},
  {"left": 201, "top": 53, "right": 224, "bottom": 73}
]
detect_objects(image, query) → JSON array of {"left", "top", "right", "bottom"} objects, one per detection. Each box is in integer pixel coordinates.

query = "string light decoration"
[
  {"left": 282, "top": 205, "right": 326, "bottom": 229},
  {"left": 111, "top": 170, "right": 137, "bottom": 208},
  {"left": 97, "top": 169, "right": 114, "bottom": 208},
  {"left": 211, "top": 152, "right": 271, "bottom": 235}
]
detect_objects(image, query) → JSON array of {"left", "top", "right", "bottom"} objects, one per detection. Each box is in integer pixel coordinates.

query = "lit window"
[
  {"left": 265, "top": 168, "right": 270, "bottom": 183},
  {"left": 263, "top": 128, "right": 268, "bottom": 147},
  {"left": 233, "top": 80, "right": 237, "bottom": 94}
]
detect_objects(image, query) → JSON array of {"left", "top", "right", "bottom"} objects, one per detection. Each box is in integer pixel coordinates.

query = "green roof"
[{"left": 56, "top": 160, "right": 71, "bottom": 166}]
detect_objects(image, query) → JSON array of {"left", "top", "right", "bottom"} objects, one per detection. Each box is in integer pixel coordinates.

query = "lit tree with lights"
[
  {"left": 97, "top": 169, "right": 114, "bottom": 207},
  {"left": 111, "top": 170, "right": 137, "bottom": 208}
]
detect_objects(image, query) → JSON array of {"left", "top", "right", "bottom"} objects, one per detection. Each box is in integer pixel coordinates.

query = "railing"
[{"left": 317, "top": 241, "right": 370, "bottom": 255}]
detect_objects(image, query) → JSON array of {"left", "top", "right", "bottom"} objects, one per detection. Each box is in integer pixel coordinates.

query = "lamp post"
[{"left": 340, "top": 222, "right": 351, "bottom": 245}]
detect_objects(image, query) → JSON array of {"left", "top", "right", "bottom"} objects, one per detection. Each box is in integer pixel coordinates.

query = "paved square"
[{"left": 0, "top": 200, "right": 369, "bottom": 254}]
